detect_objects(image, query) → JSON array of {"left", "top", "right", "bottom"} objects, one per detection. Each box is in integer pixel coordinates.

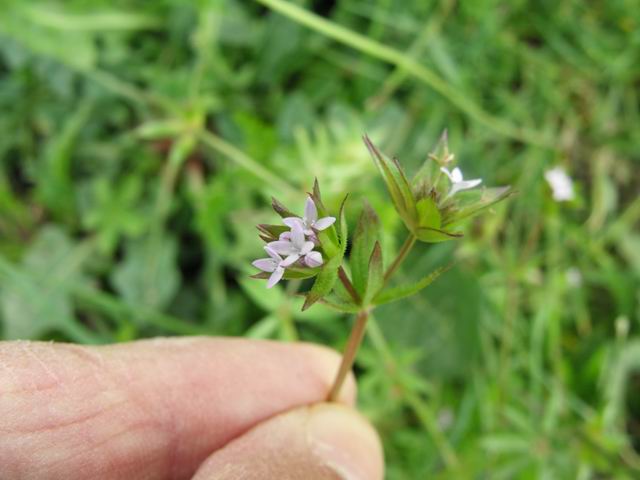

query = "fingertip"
[
  {"left": 295, "top": 342, "right": 357, "bottom": 406},
  {"left": 193, "top": 403, "right": 383, "bottom": 480}
]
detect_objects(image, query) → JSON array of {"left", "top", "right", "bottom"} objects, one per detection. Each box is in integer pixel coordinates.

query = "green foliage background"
[{"left": 1, "top": 0, "right": 639, "bottom": 477}]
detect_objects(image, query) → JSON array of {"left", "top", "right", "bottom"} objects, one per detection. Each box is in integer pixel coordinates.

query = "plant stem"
[
  {"left": 255, "top": 0, "right": 552, "bottom": 147},
  {"left": 338, "top": 266, "right": 360, "bottom": 304},
  {"left": 366, "top": 317, "right": 460, "bottom": 469},
  {"left": 383, "top": 233, "right": 416, "bottom": 285},
  {"left": 328, "top": 309, "right": 369, "bottom": 402}
]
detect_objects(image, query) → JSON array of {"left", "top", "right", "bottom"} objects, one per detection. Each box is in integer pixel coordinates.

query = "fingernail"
[{"left": 307, "top": 404, "right": 384, "bottom": 480}]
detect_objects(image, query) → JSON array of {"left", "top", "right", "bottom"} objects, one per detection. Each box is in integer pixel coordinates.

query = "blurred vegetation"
[{"left": 1, "top": 0, "right": 639, "bottom": 477}]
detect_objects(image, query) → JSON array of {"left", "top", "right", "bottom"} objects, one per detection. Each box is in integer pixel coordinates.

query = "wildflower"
[
  {"left": 440, "top": 167, "right": 482, "bottom": 198},
  {"left": 283, "top": 196, "right": 335, "bottom": 235},
  {"left": 544, "top": 167, "right": 574, "bottom": 202},
  {"left": 565, "top": 267, "right": 582, "bottom": 287},
  {"left": 251, "top": 246, "right": 289, "bottom": 288},
  {"left": 268, "top": 222, "right": 324, "bottom": 268}
]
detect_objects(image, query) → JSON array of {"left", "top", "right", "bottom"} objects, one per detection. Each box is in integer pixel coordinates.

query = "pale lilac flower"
[
  {"left": 544, "top": 167, "right": 574, "bottom": 202},
  {"left": 251, "top": 246, "right": 287, "bottom": 288},
  {"left": 283, "top": 196, "right": 336, "bottom": 235},
  {"left": 440, "top": 167, "right": 482, "bottom": 198},
  {"left": 268, "top": 222, "right": 323, "bottom": 268}
]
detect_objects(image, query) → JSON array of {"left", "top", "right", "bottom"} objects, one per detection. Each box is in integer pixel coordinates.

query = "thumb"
[{"left": 191, "top": 403, "right": 384, "bottom": 480}]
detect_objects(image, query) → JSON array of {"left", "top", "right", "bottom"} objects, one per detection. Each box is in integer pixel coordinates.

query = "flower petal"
[
  {"left": 252, "top": 258, "right": 277, "bottom": 273},
  {"left": 283, "top": 217, "right": 304, "bottom": 229},
  {"left": 300, "top": 241, "right": 315, "bottom": 255},
  {"left": 264, "top": 245, "right": 283, "bottom": 260},
  {"left": 267, "top": 241, "right": 297, "bottom": 255},
  {"left": 267, "top": 266, "right": 284, "bottom": 288},
  {"left": 290, "top": 222, "right": 306, "bottom": 249},
  {"left": 440, "top": 167, "right": 455, "bottom": 182},
  {"left": 281, "top": 254, "right": 300, "bottom": 267},
  {"left": 304, "top": 196, "right": 317, "bottom": 223},
  {"left": 458, "top": 178, "right": 482, "bottom": 190},
  {"left": 451, "top": 167, "right": 463, "bottom": 183},
  {"left": 279, "top": 231, "right": 292, "bottom": 241},
  {"left": 304, "top": 251, "right": 323, "bottom": 268},
  {"left": 312, "top": 216, "right": 336, "bottom": 231}
]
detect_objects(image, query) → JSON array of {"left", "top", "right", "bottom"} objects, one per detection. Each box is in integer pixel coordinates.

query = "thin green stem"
[
  {"left": 328, "top": 309, "right": 369, "bottom": 402},
  {"left": 383, "top": 233, "right": 416, "bottom": 285},
  {"left": 197, "top": 130, "right": 297, "bottom": 196},
  {"left": 367, "top": 316, "right": 460, "bottom": 469},
  {"left": 255, "top": 0, "right": 552, "bottom": 147}
]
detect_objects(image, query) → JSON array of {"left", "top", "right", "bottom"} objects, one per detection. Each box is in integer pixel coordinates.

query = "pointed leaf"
[
  {"left": 363, "top": 135, "right": 417, "bottom": 229},
  {"left": 350, "top": 202, "right": 381, "bottom": 297},
  {"left": 272, "top": 196, "right": 297, "bottom": 218},
  {"left": 311, "top": 185, "right": 341, "bottom": 255},
  {"left": 416, "top": 226, "right": 463, "bottom": 243},
  {"left": 416, "top": 196, "right": 442, "bottom": 230},
  {"left": 257, "top": 223, "right": 289, "bottom": 241},
  {"left": 363, "top": 242, "right": 384, "bottom": 305},
  {"left": 302, "top": 253, "right": 342, "bottom": 311},
  {"left": 318, "top": 293, "right": 362, "bottom": 313},
  {"left": 412, "top": 130, "right": 452, "bottom": 185},
  {"left": 373, "top": 265, "right": 450, "bottom": 305},
  {"left": 443, "top": 186, "right": 514, "bottom": 227},
  {"left": 302, "top": 195, "right": 348, "bottom": 311}
]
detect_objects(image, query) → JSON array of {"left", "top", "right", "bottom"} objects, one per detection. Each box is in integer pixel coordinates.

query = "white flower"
[
  {"left": 283, "top": 196, "right": 335, "bottom": 235},
  {"left": 565, "top": 267, "right": 582, "bottom": 288},
  {"left": 544, "top": 167, "right": 574, "bottom": 202},
  {"left": 440, "top": 167, "right": 482, "bottom": 198},
  {"left": 268, "top": 222, "right": 324, "bottom": 268},
  {"left": 251, "top": 246, "right": 287, "bottom": 288}
]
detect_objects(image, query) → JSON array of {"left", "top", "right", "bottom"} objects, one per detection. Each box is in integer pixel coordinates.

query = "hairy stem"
[
  {"left": 383, "top": 234, "right": 417, "bottom": 285},
  {"left": 328, "top": 310, "right": 369, "bottom": 402}
]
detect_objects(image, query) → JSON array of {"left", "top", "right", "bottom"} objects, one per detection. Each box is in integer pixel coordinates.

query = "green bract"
[
  {"left": 363, "top": 134, "right": 513, "bottom": 243},
  {"left": 252, "top": 134, "right": 512, "bottom": 315}
]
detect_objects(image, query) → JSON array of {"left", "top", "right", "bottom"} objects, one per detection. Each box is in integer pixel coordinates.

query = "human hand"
[{"left": 0, "top": 337, "right": 383, "bottom": 479}]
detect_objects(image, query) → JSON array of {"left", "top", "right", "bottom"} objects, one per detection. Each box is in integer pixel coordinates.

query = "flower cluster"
[{"left": 252, "top": 196, "right": 335, "bottom": 288}]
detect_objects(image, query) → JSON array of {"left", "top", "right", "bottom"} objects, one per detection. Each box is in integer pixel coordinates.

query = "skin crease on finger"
[{"left": 0, "top": 337, "right": 357, "bottom": 480}]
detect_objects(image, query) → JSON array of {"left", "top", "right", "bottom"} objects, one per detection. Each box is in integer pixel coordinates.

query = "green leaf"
[
  {"left": 245, "top": 314, "right": 279, "bottom": 339},
  {"left": 302, "top": 253, "right": 342, "bottom": 311},
  {"left": 271, "top": 196, "right": 297, "bottom": 218},
  {"left": 318, "top": 292, "right": 361, "bottom": 313},
  {"left": 238, "top": 277, "right": 284, "bottom": 312},
  {"left": 412, "top": 130, "right": 451, "bottom": 190},
  {"left": 373, "top": 265, "right": 449, "bottom": 305},
  {"left": 0, "top": 226, "right": 96, "bottom": 342},
  {"left": 416, "top": 226, "right": 463, "bottom": 243},
  {"left": 363, "top": 241, "right": 384, "bottom": 305},
  {"left": 312, "top": 182, "right": 341, "bottom": 254},
  {"left": 135, "top": 119, "right": 185, "bottom": 140},
  {"left": 443, "top": 186, "right": 513, "bottom": 227},
  {"left": 416, "top": 196, "right": 442, "bottom": 230},
  {"left": 111, "top": 234, "right": 179, "bottom": 310},
  {"left": 302, "top": 194, "right": 348, "bottom": 311},
  {"left": 256, "top": 223, "right": 289, "bottom": 242},
  {"left": 337, "top": 194, "right": 349, "bottom": 254},
  {"left": 350, "top": 202, "right": 381, "bottom": 297},
  {"left": 363, "top": 135, "right": 417, "bottom": 229}
]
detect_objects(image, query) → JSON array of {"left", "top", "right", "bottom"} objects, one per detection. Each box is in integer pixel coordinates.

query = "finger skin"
[
  {"left": 0, "top": 337, "right": 355, "bottom": 480},
  {"left": 192, "top": 403, "right": 384, "bottom": 480}
]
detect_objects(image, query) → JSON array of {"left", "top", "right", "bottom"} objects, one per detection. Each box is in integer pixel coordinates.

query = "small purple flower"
[
  {"left": 268, "top": 222, "right": 323, "bottom": 268},
  {"left": 283, "top": 196, "right": 336, "bottom": 235},
  {"left": 252, "top": 246, "right": 287, "bottom": 288}
]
